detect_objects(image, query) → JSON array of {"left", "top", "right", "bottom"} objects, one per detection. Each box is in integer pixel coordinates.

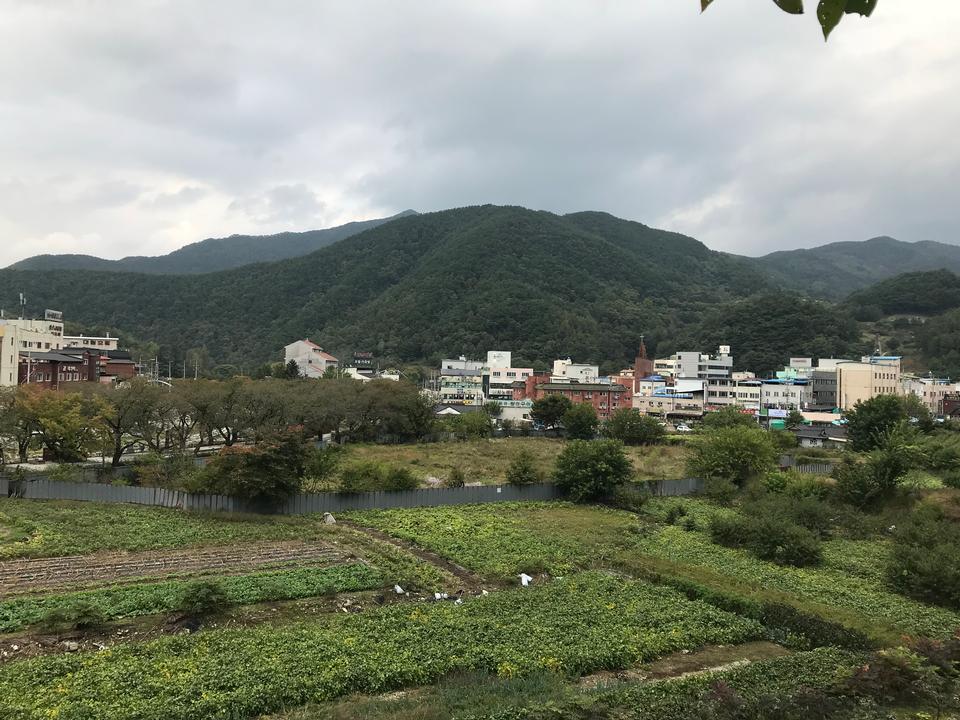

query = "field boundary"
[{"left": 1, "top": 475, "right": 704, "bottom": 514}]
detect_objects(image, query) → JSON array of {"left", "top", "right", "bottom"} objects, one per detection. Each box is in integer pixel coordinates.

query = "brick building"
[{"left": 513, "top": 374, "right": 633, "bottom": 419}]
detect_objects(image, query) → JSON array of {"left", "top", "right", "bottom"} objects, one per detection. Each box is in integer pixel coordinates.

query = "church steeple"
[{"left": 633, "top": 334, "right": 654, "bottom": 392}]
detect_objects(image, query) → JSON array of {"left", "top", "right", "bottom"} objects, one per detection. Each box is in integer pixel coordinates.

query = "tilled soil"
[{"left": 0, "top": 540, "right": 346, "bottom": 596}]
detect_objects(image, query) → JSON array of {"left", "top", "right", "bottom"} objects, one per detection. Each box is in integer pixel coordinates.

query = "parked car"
[{"left": 675, "top": 423, "right": 693, "bottom": 433}]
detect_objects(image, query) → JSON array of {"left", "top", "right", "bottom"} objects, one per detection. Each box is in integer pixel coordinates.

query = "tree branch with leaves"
[{"left": 701, "top": 0, "right": 878, "bottom": 40}]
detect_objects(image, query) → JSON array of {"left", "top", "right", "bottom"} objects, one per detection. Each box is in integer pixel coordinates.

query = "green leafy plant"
[
  {"left": 505, "top": 449, "right": 543, "bottom": 486},
  {"left": 554, "top": 440, "right": 633, "bottom": 502},
  {"left": 700, "top": 0, "right": 878, "bottom": 40}
]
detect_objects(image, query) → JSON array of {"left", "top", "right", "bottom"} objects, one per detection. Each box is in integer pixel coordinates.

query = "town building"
[
  {"left": 63, "top": 334, "right": 119, "bottom": 351},
  {"left": 760, "top": 378, "right": 812, "bottom": 412},
  {"left": 439, "top": 356, "right": 486, "bottom": 405},
  {"left": 484, "top": 351, "right": 533, "bottom": 402},
  {"left": 0, "top": 310, "right": 66, "bottom": 387},
  {"left": 901, "top": 375, "right": 959, "bottom": 416},
  {"left": 633, "top": 382, "right": 706, "bottom": 418},
  {"left": 513, "top": 374, "right": 632, "bottom": 419},
  {"left": 551, "top": 358, "right": 600, "bottom": 384},
  {"left": 284, "top": 339, "right": 339, "bottom": 379},
  {"left": 836, "top": 356, "right": 902, "bottom": 411},
  {"left": 944, "top": 393, "right": 960, "bottom": 420},
  {"left": 793, "top": 425, "right": 848, "bottom": 450},
  {"left": 18, "top": 350, "right": 98, "bottom": 389}
]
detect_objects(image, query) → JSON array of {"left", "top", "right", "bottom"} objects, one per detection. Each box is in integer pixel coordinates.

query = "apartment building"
[
  {"left": 760, "top": 378, "right": 812, "bottom": 411},
  {"left": 551, "top": 358, "right": 600, "bottom": 383},
  {"left": 515, "top": 374, "right": 632, "bottom": 419},
  {"left": 836, "top": 356, "right": 902, "bottom": 411},
  {"left": 63, "top": 334, "right": 119, "bottom": 351},
  {"left": 0, "top": 311, "right": 65, "bottom": 387},
  {"left": 485, "top": 351, "right": 533, "bottom": 402},
  {"left": 902, "top": 376, "right": 959, "bottom": 415}
]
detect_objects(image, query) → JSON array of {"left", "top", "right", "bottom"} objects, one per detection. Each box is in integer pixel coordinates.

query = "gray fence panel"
[
  {"left": 0, "top": 475, "right": 7, "bottom": 497},
  {"left": 796, "top": 463, "right": 835, "bottom": 475}
]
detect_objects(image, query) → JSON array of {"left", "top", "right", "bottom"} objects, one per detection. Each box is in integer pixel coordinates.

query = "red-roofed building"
[{"left": 284, "top": 339, "right": 339, "bottom": 378}]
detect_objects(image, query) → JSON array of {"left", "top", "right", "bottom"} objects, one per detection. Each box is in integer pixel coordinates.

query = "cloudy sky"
[{"left": 1, "top": 0, "right": 957, "bottom": 266}]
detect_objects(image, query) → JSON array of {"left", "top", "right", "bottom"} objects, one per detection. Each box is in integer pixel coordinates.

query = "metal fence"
[
  {"left": 794, "top": 463, "right": 836, "bottom": 475},
  {"left": 1, "top": 475, "right": 703, "bottom": 514}
]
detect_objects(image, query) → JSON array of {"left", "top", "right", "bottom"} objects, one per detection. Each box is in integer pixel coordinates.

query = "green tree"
[
  {"left": 15, "top": 387, "right": 103, "bottom": 463},
  {"left": 449, "top": 411, "right": 492, "bottom": 440},
  {"left": 687, "top": 426, "right": 777, "bottom": 487},
  {"left": 553, "top": 439, "right": 633, "bottom": 502},
  {"left": 505, "top": 449, "right": 543, "bottom": 485},
  {"left": 700, "top": 0, "right": 879, "bottom": 41},
  {"left": 563, "top": 403, "right": 598, "bottom": 440},
  {"left": 845, "top": 395, "right": 906, "bottom": 452},
  {"left": 702, "top": 406, "right": 757, "bottom": 430},
  {"left": 280, "top": 359, "right": 301, "bottom": 379},
  {"left": 91, "top": 379, "right": 166, "bottom": 466},
  {"left": 604, "top": 408, "right": 665, "bottom": 446},
  {"left": 194, "top": 431, "right": 305, "bottom": 506},
  {"left": 531, "top": 394, "right": 573, "bottom": 431},
  {"left": 786, "top": 409, "right": 806, "bottom": 429}
]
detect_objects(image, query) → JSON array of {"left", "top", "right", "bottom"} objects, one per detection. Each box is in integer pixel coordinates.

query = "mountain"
[
  {"left": 0, "top": 205, "right": 784, "bottom": 371},
  {"left": 754, "top": 236, "right": 960, "bottom": 300},
  {"left": 844, "top": 269, "right": 960, "bottom": 318},
  {"left": 7, "top": 211, "right": 417, "bottom": 274}
]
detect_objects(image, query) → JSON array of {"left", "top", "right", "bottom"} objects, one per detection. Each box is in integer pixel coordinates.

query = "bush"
[
  {"left": 505, "top": 450, "right": 542, "bottom": 486},
  {"left": 709, "top": 514, "right": 822, "bottom": 567},
  {"left": 845, "top": 395, "right": 907, "bottom": 452},
  {"left": 553, "top": 439, "right": 633, "bottom": 502},
  {"left": 687, "top": 426, "right": 777, "bottom": 488},
  {"left": 133, "top": 453, "right": 197, "bottom": 489},
  {"left": 179, "top": 581, "right": 232, "bottom": 617},
  {"left": 762, "top": 470, "right": 830, "bottom": 500},
  {"left": 768, "top": 429, "right": 798, "bottom": 451},
  {"left": 450, "top": 412, "right": 492, "bottom": 440},
  {"left": 193, "top": 432, "right": 306, "bottom": 506},
  {"left": 562, "top": 403, "right": 598, "bottom": 440},
  {"left": 339, "top": 462, "right": 421, "bottom": 492},
  {"left": 743, "top": 494, "right": 834, "bottom": 539},
  {"left": 303, "top": 445, "right": 345, "bottom": 484},
  {"left": 43, "top": 599, "right": 107, "bottom": 631},
  {"left": 703, "top": 477, "right": 739, "bottom": 504},
  {"left": 942, "top": 468, "right": 960, "bottom": 489},
  {"left": 607, "top": 484, "right": 650, "bottom": 512},
  {"left": 603, "top": 409, "right": 665, "bottom": 446},
  {"left": 383, "top": 466, "right": 419, "bottom": 491},
  {"left": 701, "top": 406, "right": 758, "bottom": 430},
  {"left": 887, "top": 504, "right": 960, "bottom": 609},
  {"left": 443, "top": 467, "right": 466, "bottom": 488}
]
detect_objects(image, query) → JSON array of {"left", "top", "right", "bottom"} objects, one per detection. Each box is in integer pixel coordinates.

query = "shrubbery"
[
  {"left": 709, "top": 514, "right": 822, "bottom": 567},
  {"left": 562, "top": 403, "right": 598, "bottom": 440},
  {"left": 191, "top": 432, "right": 306, "bottom": 506},
  {"left": 505, "top": 450, "right": 542, "bottom": 486},
  {"left": 553, "top": 439, "right": 633, "bottom": 502},
  {"left": 603, "top": 408, "right": 665, "bottom": 446},
  {"left": 338, "top": 461, "right": 420, "bottom": 492},
  {"left": 443, "top": 467, "right": 466, "bottom": 488},
  {"left": 179, "top": 581, "right": 233, "bottom": 617},
  {"left": 887, "top": 504, "right": 960, "bottom": 610},
  {"left": 687, "top": 426, "right": 777, "bottom": 488}
]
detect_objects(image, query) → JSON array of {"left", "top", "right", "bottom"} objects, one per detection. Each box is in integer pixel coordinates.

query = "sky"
[{"left": 1, "top": 0, "right": 958, "bottom": 267}]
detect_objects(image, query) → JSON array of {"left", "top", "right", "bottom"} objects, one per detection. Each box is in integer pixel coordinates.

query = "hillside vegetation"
[
  {"left": 756, "top": 236, "right": 960, "bottom": 300},
  {"left": 7, "top": 211, "right": 415, "bottom": 275}
]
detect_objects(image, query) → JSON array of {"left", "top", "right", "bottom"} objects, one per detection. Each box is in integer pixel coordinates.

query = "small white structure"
[
  {"left": 551, "top": 358, "right": 600, "bottom": 384},
  {"left": 284, "top": 339, "right": 338, "bottom": 379}
]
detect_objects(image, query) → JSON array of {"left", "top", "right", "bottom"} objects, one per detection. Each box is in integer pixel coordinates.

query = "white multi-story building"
[
  {"left": 484, "top": 351, "right": 533, "bottom": 402},
  {"left": 551, "top": 358, "right": 600, "bottom": 384},
  {"left": 284, "top": 339, "right": 339, "bottom": 379},
  {"left": 760, "top": 379, "right": 813, "bottom": 411},
  {"left": 0, "top": 311, "right": 65, "bottom": 387},
  {"left": 902, "top": 375, "right": 959, "bottom": 415},
  {"left": 63, "top": 335, "right": 119, "bottom": 351}
]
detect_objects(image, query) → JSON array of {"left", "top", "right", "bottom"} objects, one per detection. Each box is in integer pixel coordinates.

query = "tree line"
[{"left": 0, "top": 378, "right": 435, "bottom": 467}]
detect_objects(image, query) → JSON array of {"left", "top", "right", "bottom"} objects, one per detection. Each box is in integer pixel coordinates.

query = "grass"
[
  {"left": 327, "top": 438, "right": 687, "bottom": 486},
  {"left": 0, "top": 564, "right": 382, "bottom": 634},
  {"left": 0, "top": 573, "right": 762, "bottom": 720},
  {"left": 0, "top": 499, "right": 329, "bottom": 559}
]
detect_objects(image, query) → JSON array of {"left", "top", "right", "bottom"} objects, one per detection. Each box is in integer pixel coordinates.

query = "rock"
[
  {"left": 323, "top": 512, "right": 337, "bottom": 525},
  {"left": 63, "top": 641, "right": 80, "bottom": 652},
  {"left": 394, "top": 584, "right": 404, "bottom": 595}
]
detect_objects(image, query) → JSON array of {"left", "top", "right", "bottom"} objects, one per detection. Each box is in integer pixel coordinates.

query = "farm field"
[
  {"left": 1, "top": 494, "right": 957, "bottom": 718},
  {"left": 332, "top": 437, "right": 688, "bottom": 485}
]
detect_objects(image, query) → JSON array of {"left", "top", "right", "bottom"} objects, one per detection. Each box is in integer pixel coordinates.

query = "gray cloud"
[{"left": 0, "top": 0, "right": 957, "bottom": 266}]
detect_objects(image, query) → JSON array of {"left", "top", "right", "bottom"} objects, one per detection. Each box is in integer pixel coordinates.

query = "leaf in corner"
[
  {"left": 817, "top": 0, "right": 845, "bottom": 39},
  {"left": 773, "top": 0, "right": 804, "bottom": 14},
  {"left": 844, "top": 0, "right": 877, "bottom": 16},
  {"left": 701, "top": 0, "right": 715, "bottom": 12}
]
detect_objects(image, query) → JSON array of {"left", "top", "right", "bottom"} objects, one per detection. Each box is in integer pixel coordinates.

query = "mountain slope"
[
  {"left": 0, "top": 206, "right": 770, "bottom": 370},
  {"left": 755, "top": 236, "right": 960, "bottom": 300},
  {"left": 844, "top": 269, "right": 960, "bottom": 318},
  {"left": 7, "top": 211, "right": 416, "bottom": 274}
]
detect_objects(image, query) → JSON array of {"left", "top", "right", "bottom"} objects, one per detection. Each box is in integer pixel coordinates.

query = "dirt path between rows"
[
  {"left": 0, "top": 540, "right": 345, "bottom": 596},
  {"left": 337, "top": 520, "right": 485, "bottom": 590}
]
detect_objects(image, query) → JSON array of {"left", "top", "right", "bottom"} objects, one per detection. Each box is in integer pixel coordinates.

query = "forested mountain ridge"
[
  {"left": 844, "top": 269, "right": 960, "bottom": 318},
  {"left": 0, "top": 205, "right": 783, "bottom": 371},
  {"left": 755, "top": 236, "right": 960, "bottom": 300},
  {"left": 6, "top": 211, "right": 417, "bottom": 275}
]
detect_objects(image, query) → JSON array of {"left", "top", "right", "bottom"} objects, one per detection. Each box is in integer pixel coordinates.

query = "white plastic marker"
[{"left": 519, "top": 573, "right": 533, "bottom": 587}]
